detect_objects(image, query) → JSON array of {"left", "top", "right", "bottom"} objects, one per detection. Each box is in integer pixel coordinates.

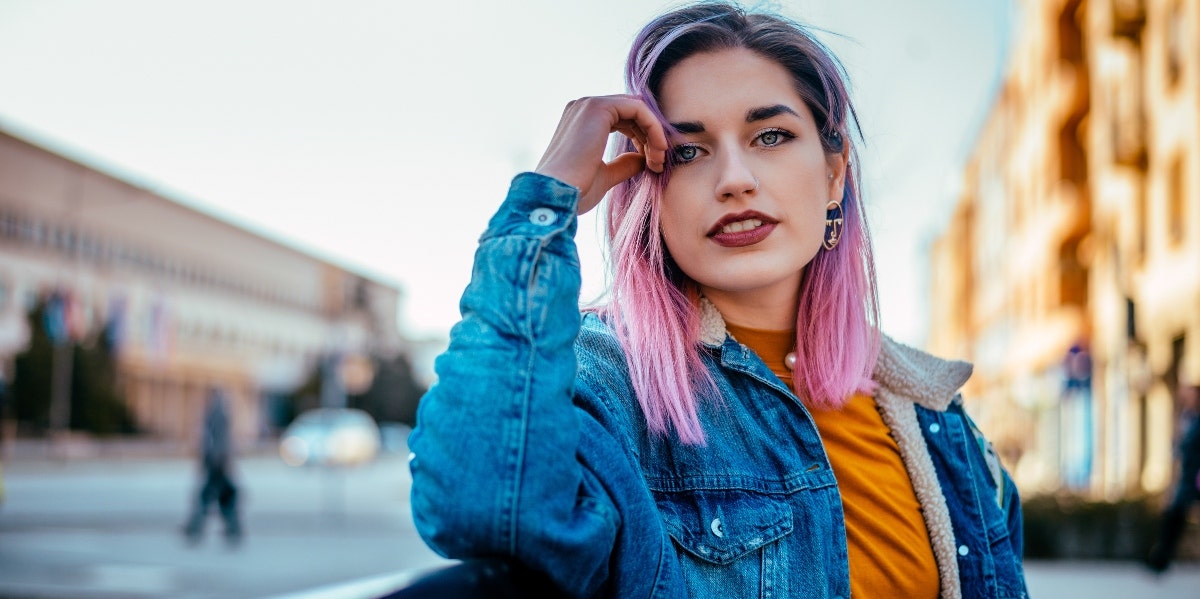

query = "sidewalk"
[
  {"left": 0, "top": 447, "right": 448, "bottom": 599},
  {"left": 4, "top": 437, "right": 1200, "bottom": 598},
  {"left": 1025, "top": 559, "right": 1200, "bottom": 598},
  {"left": 1, "top": 435, "right": 278, "bottom": 463}
]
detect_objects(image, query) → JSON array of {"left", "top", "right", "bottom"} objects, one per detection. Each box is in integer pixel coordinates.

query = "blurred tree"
[
  {"left": 349, "top": 352, "right": 427, "bottom": 426},
  {"left": 272, "top": 350, "right": 432, "bottom": 434},
  {"left": 70, "top": 330, "right": 136, "bottom": 435},
  {"left": 276, "top": 350, "right": 426, "bottom": 428},
  {"left": 12, "top": 300, "right": 52, "bottom": 430},
  {"left": 278, "top": 369, "right": 321, "bottom": 428},
  {"left": 11, "top": 297, "right": 137, "bottom": 436}
]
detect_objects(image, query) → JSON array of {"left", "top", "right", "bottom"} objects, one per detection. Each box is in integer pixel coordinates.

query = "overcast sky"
[{"left": 0, "top": 0, "right": 1014, "bottom": 346}]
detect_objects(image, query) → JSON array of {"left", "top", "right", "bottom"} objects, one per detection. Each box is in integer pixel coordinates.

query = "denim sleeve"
[
  {"left": 956, "top": 400, "right": 1026, "bottom": 563},
  {"left": 407, "top": 173, "right": 620, "bottom": 596}
]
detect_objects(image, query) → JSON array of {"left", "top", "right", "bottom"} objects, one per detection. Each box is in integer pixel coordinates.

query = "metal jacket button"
[{"left": 529, "top": 208, "right": 557, "bottom": 226}]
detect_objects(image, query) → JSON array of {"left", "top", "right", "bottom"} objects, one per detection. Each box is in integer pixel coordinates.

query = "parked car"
[{"left": 279, "top": 408, "right": 381, "bottom": 468}]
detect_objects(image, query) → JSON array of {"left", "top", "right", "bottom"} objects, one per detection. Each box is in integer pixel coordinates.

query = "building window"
[
  {"left": 1060, "top": 236, "right": 1089, "bottom": 307},
  {"left": 1112, "top": 0, "right": 1146, "bottom": 40},
  {"left": 1060, "top": 115, "right": 1088, "bottom": 186},
  {"left": 28, "top": 220, "right": 43, "bottom": 245},
  {"left": 0, "top": 212, "right": 14, "bottom": 239},
  {"left": 1108, "top": 45, "right": 1147, "bottom": 169},
  {"left": 1137, "top": 185, "right": 1148, "bottom": 263},
  {"left": 1058, "top": 0, "right": 1085, "bottom": 63},
  {"left": 1168, "top": 156, "right": 1184, "bottom": 245},
  {"left": 1165, "top": 1, "right": 1184, "bottom": 88}
]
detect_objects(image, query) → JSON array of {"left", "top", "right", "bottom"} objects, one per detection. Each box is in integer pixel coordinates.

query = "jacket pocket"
[{"left": 656, "top": 489, "right": 793, "bottom": 565}]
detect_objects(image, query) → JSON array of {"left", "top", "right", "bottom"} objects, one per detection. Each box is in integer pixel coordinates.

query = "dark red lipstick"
[{"left": 707, "top": 211, "right": 778, "bottom": 248}]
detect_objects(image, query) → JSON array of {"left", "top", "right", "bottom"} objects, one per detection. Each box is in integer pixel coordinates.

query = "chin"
[{"left": 692, "top": 268, "right": 804, "bottom": 295}]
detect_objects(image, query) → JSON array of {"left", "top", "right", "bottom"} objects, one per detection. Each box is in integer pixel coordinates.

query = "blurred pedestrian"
[
  {"left": 182, "top": 387, "right": 242, "bottom": 546},
  {"left": 1146, "top": 383, "right": 1200, "bottom": 573}
]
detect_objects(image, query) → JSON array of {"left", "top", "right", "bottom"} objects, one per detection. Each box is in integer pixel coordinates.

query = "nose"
[{"left": 714, "top": 150, "right": 757, "bottom": 200}]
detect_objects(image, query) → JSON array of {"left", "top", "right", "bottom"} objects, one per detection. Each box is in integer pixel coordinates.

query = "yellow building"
[
  {"left": 930, "top": 0, "right": 1199, "bottom": 499},
  {"left": 0, "top": 127, "right": 410, "bottom": 452}
]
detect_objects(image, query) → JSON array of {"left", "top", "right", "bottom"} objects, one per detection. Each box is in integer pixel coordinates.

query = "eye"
[
  {"left": 756, "top": 129, "right": 794, "bottom": 147},
  {"left": 672, "top": 144, "right": 701, "bottom": 163}
]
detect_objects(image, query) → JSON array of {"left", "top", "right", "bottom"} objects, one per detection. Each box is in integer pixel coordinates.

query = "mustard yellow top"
[{"left": 726, "top": 322, "right": 939, "bottom": 599}]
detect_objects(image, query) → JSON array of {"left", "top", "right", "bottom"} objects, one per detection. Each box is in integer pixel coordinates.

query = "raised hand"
[{"left": 534, "top": 95, "right": 668, "bottom": 215}]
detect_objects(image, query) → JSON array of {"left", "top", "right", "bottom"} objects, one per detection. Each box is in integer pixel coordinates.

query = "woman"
[{"left": 408, "top": 2, "right": 1027, "bottom": 597}]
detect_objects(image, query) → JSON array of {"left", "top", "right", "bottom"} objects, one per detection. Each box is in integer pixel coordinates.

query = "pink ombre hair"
[{"left": 596, "top": 2, "right": 881, "bottom": 444}]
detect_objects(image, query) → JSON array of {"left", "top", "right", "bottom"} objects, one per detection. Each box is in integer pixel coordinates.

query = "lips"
[{"left": 707, "top": 210, "right": 778, "bottom": 247}]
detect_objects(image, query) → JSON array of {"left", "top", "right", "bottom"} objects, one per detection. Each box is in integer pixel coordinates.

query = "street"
[
  {"left": 0, "top": 444, "right": 450, "bottom": 599},
  {"left": 1, "top": 443, "right": 1198, "bottom": 598}
]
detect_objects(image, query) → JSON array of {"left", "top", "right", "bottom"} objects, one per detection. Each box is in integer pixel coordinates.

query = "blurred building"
[
  {"left": 0, "top": 127, "right": 409, "bottom": 449},
  {"left": 930, "top": 0, "right": 1198, "bottom": 499}
]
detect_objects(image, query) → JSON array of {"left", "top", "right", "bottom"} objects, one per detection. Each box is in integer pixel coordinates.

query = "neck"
[
  {"left": 700, "top": 282, "right": 801, "bottom": 330},
  {"left": 724, "top": 321, "right": 796, "bottom": 384}
]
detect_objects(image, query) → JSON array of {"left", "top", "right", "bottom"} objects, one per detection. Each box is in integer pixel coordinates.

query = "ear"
[{"left": 825, "top": 146, "right": 849, "bottom": 202}]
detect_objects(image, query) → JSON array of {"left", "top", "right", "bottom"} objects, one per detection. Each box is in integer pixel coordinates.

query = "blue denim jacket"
[{"left": 409, "top": 173, "right": 1028, "bottom": 599}]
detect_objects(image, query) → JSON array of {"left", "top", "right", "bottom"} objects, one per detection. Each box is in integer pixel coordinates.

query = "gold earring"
[{"left": 823, "top": 200, "right": 843, "bottom": 250}]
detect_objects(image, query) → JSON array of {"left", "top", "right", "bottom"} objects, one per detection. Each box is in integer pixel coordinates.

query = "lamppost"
[{"left": 45, "top": 288, "right": 74, "bottom": 455}]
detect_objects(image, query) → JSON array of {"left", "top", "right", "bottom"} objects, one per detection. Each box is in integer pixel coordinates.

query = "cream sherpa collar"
[{"left": 697, "top": 297, "right": 972, "bottom": 411}]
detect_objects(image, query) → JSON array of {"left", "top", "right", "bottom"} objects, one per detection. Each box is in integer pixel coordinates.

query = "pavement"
[
  {"left": 1, "top": 440, "right": 1199, "bottom": 598},
  {"left": 1024, "top": 560, "right": 1200, "bottom": 598},
  {"left": 0, "top": 444, "right": 450, "bottom": 599}
]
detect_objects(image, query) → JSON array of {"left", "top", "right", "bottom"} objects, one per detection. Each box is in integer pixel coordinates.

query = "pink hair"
[{"left": 595, "top": 2, "right": 880, "bottom": 444}]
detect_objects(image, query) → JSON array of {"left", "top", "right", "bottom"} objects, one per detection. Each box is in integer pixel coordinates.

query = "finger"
[
  {"left": 613, "top": 122, "right": 646, "bottom": 153},
  {"left": 613, "top": 121, "right": 659, "bottom": 173},
  {"left": 602, "top": 152, "right": 648, "bottom": 188},
  {"left": 607, "top": 99, "right": 668, "bottom": 172}
]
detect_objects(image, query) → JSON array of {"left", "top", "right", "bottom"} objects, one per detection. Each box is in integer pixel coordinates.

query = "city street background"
[
  {"left": 0, "top": 0, "right": 1198, "bottom": 597},
  {"left": 0, "top": 0, "right": 1013, "bottom": 346},
  {"left": 1, "top": 440, "right": 1198, "bottom": 598},
  {"left": 0, "top": 441, "right": 449, "bottom": 599}
]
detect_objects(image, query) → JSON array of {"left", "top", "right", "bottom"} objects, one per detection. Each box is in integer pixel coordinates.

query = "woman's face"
[{"left": 658, "top": 47, "right": 846, "bottom": 322}]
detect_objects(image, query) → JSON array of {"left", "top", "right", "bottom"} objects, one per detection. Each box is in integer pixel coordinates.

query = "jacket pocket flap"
[{"left": 657, "top": 490, "right": 793, "bottom": 565}]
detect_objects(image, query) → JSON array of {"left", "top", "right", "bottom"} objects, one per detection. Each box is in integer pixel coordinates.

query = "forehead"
[{"left": 657, "top": 47, "right": 809, "bottom": 121}]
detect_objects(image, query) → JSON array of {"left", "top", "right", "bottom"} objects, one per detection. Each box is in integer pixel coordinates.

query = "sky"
[{"left": 0, "top": 0, "right": 1014, "bottom": 346}]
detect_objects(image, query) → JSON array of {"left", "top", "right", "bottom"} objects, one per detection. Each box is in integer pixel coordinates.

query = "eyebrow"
[
  {"left": 746, "top": 104, "right": 800, "bottom": 122},
  {"left": 669, "top": 104, "right": 801, "bottom": 134}
]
